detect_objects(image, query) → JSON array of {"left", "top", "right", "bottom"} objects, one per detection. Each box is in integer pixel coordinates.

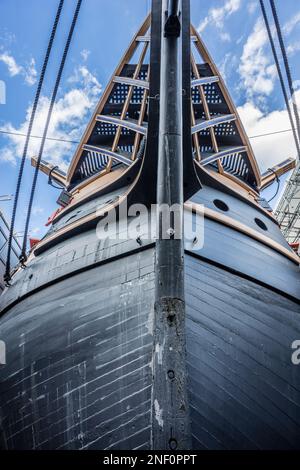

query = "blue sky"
[{"left": 0, "top": 0, "right": 299, "bottom": 241}]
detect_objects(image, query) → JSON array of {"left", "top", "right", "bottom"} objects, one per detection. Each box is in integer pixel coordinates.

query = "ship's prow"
[{"left": 0, "top": 0, "right": 299, "bottom": 451}]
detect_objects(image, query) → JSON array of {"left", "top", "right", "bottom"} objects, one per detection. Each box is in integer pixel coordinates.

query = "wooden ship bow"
[{"left": 0, "top": 0, "right": 300, "bottom": 451}]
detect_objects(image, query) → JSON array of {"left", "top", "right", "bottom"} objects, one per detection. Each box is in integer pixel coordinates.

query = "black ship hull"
[
  {"left": 0, "top": 183, "right": 299, "bottom": 450},
  {"left": 1, "top": 0, "right": 299, "bottom": 450}
]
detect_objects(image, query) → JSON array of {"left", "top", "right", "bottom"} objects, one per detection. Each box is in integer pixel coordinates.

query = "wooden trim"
[
  {"left": 64, "top": 159, "right": 140, "bottom": 208},
  {"left": 136, "top": 35, "right": 151, "bottom": 42},
  {"left": 200, "top": 146, "right": 247, "bottom": 166},
  {"left": 261, "top": 157, "right": 296, "bottom": 189},
  {"left": 137, "top": 34, "right": 198, "bottom": 42},
  {"left": 82, "top": 145, "right": 132, "bottom": 166},
  {"left": 32, "top": 190, "right": 299, "bottom": 265},
  {"left": 191, "top": 101, "right": 201, "bottom": 161},
  {"left": 193, "top": 161, "right": 287, "bottom": 225},
  {"left": 113, "top": 76, "right": 149, "bottom": 90},
  {"left": 191, "top": 24, "right": 262, "bottom": 188},
  {"left": 33, "top": 190, "right": 132, "bottom": 255},
  {"left": 196, "top": 160, "right": 260, "bottom": 198},
  {"left": 96, "top": 115, "right": 147, "bottom": 135},
  {"left": 66, "top": 14, "right": 151, "bottom": 184},
  {"left": 132, "top": 66, "right": 150, "bottom": 161},
  {"left": 191, "top": 51, "right": 220, "bottom": 163},
  {"left": 31, "top": 157, "right": 66, "bottom": 186},
  {"left": 191, "top": 76, "right": 219, "bottom": 87},
  {"left": 192, "top": 114, "right": 236, "bottom": 134},
  {"left": 110, "top": 40, "right": 149, "bottom": 161},
  {"left": 185, "top": 202, "right": 299, "bottom": 264}
]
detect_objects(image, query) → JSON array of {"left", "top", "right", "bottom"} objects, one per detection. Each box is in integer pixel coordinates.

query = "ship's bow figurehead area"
[{"left": 0, "top": 0, "right": 300, "bottom": 451}]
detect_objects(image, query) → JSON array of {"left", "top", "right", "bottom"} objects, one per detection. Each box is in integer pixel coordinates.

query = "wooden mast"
[{"left": 152, "top": 0, "right": 192, "bottom": 450}]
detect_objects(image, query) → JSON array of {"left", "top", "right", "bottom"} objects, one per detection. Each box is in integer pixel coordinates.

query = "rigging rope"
[
  {"left": 4, "top": 0, "right": 65, "bottom": 285},
  {"left": 0, "top": 126, "right": 297, "bottom": 143},
  {"left": 20, "top": 0, "right": 82, "bottom": 264},
  {"left": 266, "top": 168, "right": 281, "bottom": 203},
  {"left": 269, "top": 0, "right": 300, "bottom": 147},
  {"left": 259, "top": 0, "right": 300, "bottom": 160}
]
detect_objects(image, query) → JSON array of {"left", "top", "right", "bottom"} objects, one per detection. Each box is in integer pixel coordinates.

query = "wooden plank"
[
  {"left": 185, "top": 201, "right": 299, "bottom": 264},
  {"left": 185, "top": 255, "right": 300, "bottom": 449},
  {"left": 0, "top": 249, "right": 155, "bottom": 449},
  {"left": 200, "top": 146, "right": 247, "bottom": 166},
  {"left": 191, "top": 24, "right": 262, "bottom": 188},
  {"left": 136, "top": 34, "right": 198, "bottom": 42},
  {"left": 113, "top": 76, "right": 149, "bottom": 90},
  {"left": 191, "top": 52, "right": 221, "bottom": 170},
  {"left": 31, "top": 157, "right": 66, "bottom": 185},
  {"left": 191, "top": 76, "right": 219, "bottom": 87},
  {"left": 66, "top": 14, "right": 151, "bottom": 184},
  {"left": 192, "top": 114, "right": 236, "bottom": 134},
  {"left": 261, "top": 158, "right": 296, "bottom": 189},
  {"left": 96, "top": 115, "right": 147, "bottom": 135},
  {"left": 82, "top": 145, "right": 132, "bottom": 166}
]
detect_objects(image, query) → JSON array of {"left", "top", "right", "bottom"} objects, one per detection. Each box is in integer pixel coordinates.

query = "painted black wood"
[
  {"left": 0, "top": 250, "right": 155, "bottom": 450},
  {"left": 0, "top": 0, "right": 299, "bottom": 446},
  {"left": 185, "top": 255, "right": 300, "bottom": 449},
  {"left": 0, "top": 240, "right": 299, "bottom": 449},
  {"left": 191, "top": 184, "right": 287, "bottom": 246},
  {"left": 0, "top": 186, "right": 299, "bottom": 450}
]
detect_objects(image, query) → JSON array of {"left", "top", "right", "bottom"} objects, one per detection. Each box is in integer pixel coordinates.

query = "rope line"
[
  {"left": 4, "top": 0, "right": 65, "bottom": 285},
  {"left": 266, "top": 167, "right": 281, "bottom": 202},
  {"left": 20, "top": 0, "right": 83, "bottom": 263},
  {"left": 269, "top": 0, "right": 300, "bottom": 147},
  {"left": 260, "top": 0, "right": 300, "bottom": 159},
  {"left": 0, "top": 126, "right": 297, "bottom": 144},
  {"left": 0, "top": 129, "right": 79, "bottom": 144}
]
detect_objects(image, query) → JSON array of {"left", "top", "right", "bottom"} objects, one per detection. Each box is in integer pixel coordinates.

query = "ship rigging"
[{"left": 0, "top": 0, "right": 299, "bottom": 452}]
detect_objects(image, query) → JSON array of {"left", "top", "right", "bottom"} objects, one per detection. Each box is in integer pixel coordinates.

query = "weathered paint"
[{"left": 0, "top": 182, "right": 299, "bottom": 449}]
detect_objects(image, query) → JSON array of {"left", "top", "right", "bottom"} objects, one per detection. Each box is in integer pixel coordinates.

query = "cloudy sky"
[{"left": 0, "top": 0, "right": 299, "bottom": 240}]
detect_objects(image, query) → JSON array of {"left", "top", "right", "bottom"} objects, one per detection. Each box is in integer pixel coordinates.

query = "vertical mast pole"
[{"left": 152, "top": 0, "right": 191, "bottom": 450}]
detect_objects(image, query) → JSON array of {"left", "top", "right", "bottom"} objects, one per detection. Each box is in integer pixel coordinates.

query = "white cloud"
[
  {"left": 220, "top": 31, "right": 231, "bottom": 42},
  {"left": 0, "top": 65, "right": 102, "bottom": 171},
  {"left": 198, "top": 0, "right": 241, "bottom": 33},
  {"left": 247, "top": 2, "right": 257, "bottom": 14},
  {"left": 24, "top": 58, "right": 37, "bottom": 86},
  {"left": 238, "top": 18, "right": 277, "bottom": 99},
  {"left": 0, "top": 52, "right": 22, "bottom": 76},
  {"left": 219, "top": 52, "right": 237, "bottom": 82},
  {"left": 237, "top": 93, "right": 300, "bottom": 172},
  {"left": 283, "top": 11, "right": 300, "bottom": 35},
  {"left": 80, "top": 49, "right": 90, "bottom": 62},
  {"left": 30, "top": 226, "right": 41, "bottom": 235},
  {"left": 32, "top": 206, "right": 44, "bottom": 216},
  {"left": 0, "top": 51, "right": 37, "bottom": 85},
  {"left": 286, "top": 41, "right": 300, "bottom": 56}
]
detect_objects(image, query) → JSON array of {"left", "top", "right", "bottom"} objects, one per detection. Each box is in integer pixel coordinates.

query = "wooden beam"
[
  {"left": 191, "top": 76, "right": 219, "bottom": 87},
  {"left": 31, "top": 157, "right": 66, "bottom": 186},
  {"left": 261, "top": 157, "right": 296, "bottom": 189},
  {"left": 199, "top": 146, "right": 247, "bottom": 166},
  {"left": 191, "top": 23, "right": 262, "bottom": 188},
  {"left": 136, "top": 34, "right": 198, "bottom": 42},
  {"left": 191, "top": 51, "right": 220, "bottom": 167},
  {"left": 192, "top": 114, "right": 236, "bottom": 134},
  {"left": 82, "top": 145, "right": 132, "bottom": 166},
  {"left": 185, "top": 202, "right": 299, "bottom": 264},
  {"left": 96, "top": 115, "right": 147, "bottom": 135},
  {"left": 110, "top": 40, "right": 149, "bottom": 160},
  {"left": 66, "top": 14, "right": 151, "bottom": 184},
  {"left": 131, "top": 66, "right": 150, "bottom": 161},
  {"left": 113, "top": 76, "right": 149, "bottom": 89},
  {"left": 31, "top": 193, "right": 300, "bottom": 265}
]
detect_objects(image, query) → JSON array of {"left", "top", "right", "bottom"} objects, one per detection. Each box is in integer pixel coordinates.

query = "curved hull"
[{"left": 0, "top": 184, "right": 299, "bottom": 450}]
